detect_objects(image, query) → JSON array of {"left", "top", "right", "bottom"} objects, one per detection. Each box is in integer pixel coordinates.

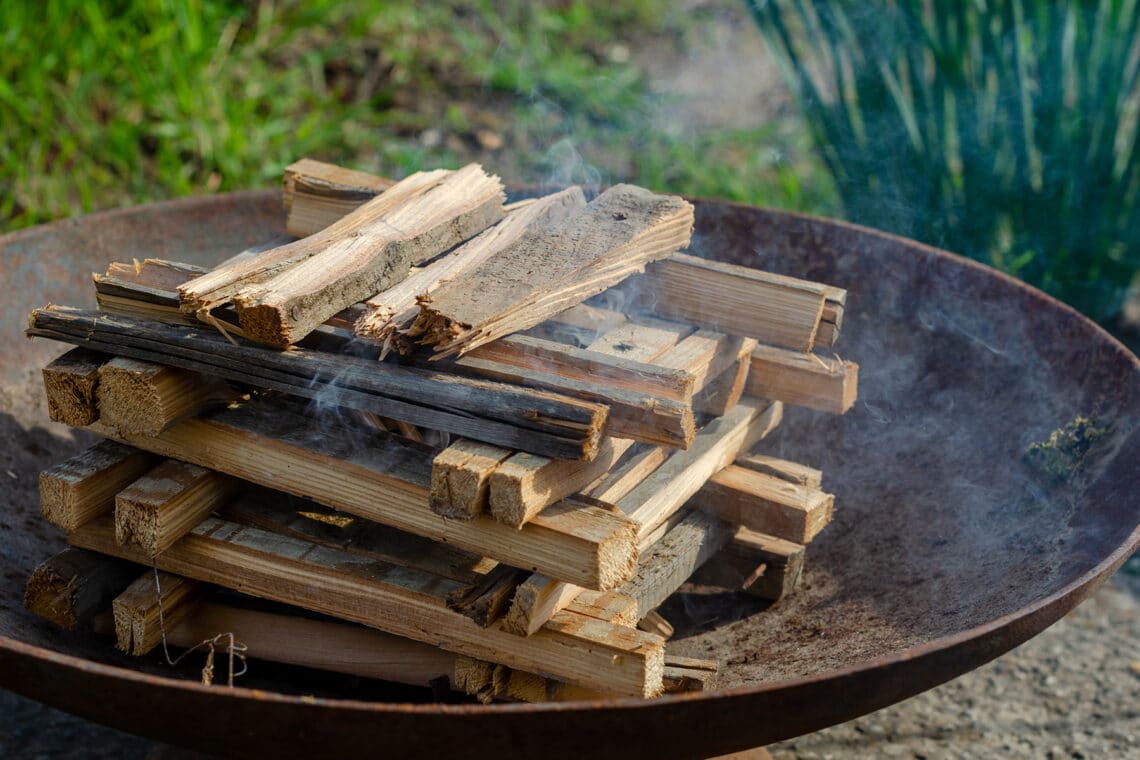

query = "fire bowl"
[{"left": 1, "top": 190, "right": 1137, "bottom": 759}]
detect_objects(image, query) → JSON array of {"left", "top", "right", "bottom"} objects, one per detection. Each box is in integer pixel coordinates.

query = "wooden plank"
[
  {"left": 734, "top": 453, "right": 823, "bottom": 489},
  {"left": 624, "top": 253, "right": 830, "bottom": 351},
  {"left": 23, "top": 548, "right": 139, "bottom": 631},
  {"left": 501, "top": 404, "right": 780, "bottom": 637},
  {"left": 233, "top": 164, "right": 505, "bottom": 348},
  {"left": 484, "top": 318, "right": 691, "bottom": 529},
  {"left": 501, "top": 575, "right": 586, "bottom": 636},
  {"left": 29, "top": 306, "right": 607, "bottom": 461},
  {"left": 86, "top": 400, "right": 637, "bottom": 590},
  {"left": 691, "top": 337, "right": 757, "bottom": 417},
  {"left": 179, "top": 168, "right": 452, "bottom": 315},
  {"left": 444, "top": 354, "right": 691, "bottom": 450},
  {"left": 637, "top": 610, "right": 674, "bottom": 640},
  {"left": 523, "top": 304, "right": 628, "bottom": 347},
  {"left": 584, "top": 316, "right": 689, "bottom": 362},
  {"left": 70, "top": 516, "right": 665, "bottom": 697},
  {"left": 113, "top": 572, "right": 205, "bottom": 655},
  {"left": 39, "top": 440, "right": 157, "bottom": 531},
  {"left": 585, "top": 443, "right": 670, "bottom": 504},
  {"left": 466, "top": 334, "right": 695, "bottom": 402},
  {"left": 688, "top": 465, "right": 834, "bottom": 544},
  {"left": 616, "top": 399, "right": 784, "bottom": 547},
  {"left": 41, "top": 348, "right": 108, "bottom": 426},
  {"left": 408, "top": 184, "right": 694, "bottom": 358},
  {"left": 430, "top": 440, "right": 515, "bottom": 519},
  {"left": 692, "top": 528, "right": 806, "bottom": 601},
  {"left": 114, "top": 459, "right": 238, "bottom": 557},
  {"left": 487, "top": 438, "right": 635, "bottom": 528},
  {"left": 745, "top": 343, "right": 859, "bottom": 414},
  {"left": 355, "top": 187, "right": 585, "bottom": 355},
  {"left": 97, "top": 357, "right": 235, "bottom": 436},
  {"left": 283, "top": 158, "right": 395, "bottom": 237},
  {"left": 617, "top": 510, "right": 734, "bottom": 618}
]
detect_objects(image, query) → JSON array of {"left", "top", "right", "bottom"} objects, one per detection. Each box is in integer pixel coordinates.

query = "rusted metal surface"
[{"left": 1, "top": 191, "right": 1136, "bottom": 759}]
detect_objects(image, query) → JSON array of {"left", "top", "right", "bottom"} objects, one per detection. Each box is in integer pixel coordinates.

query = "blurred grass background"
[
  {"left": 2, "top": 0, "right": 1136, "bottom": 336},
  {"left": 0, "top": 0, "right": 835, "bottom": 231}
]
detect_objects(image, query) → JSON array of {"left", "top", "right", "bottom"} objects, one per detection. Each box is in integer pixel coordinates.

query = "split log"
[
  {"left": 97, "top": 357, "right": 235, "bottom": 436},
  {"left": 408, "top": 184, "right": 694, "bottom": 358},
  {"left": 24, "top": 548, "right": 138, "bottom": 631},
  {"left": 688, "top": 465, "right": 833, "bottom": 544},
  {"left": 355, "top": 186, "right": 586, "bottom": 354},
  {"left": 29, "top": 307, "right": 606, "bottom": 461},
  {"left": 745, "top": 343, "right": 859, "bottom": 414},
  {"left": 114, "top": 460, "right": 238, "bottom": 557},
  {"left": 70, "top": 515, "right": 665, "bottom": 698},
  {"left": 283, "top": 158, "right": 394, "bottom": 237},
  {"left": 113, "top": 571, "right": 205, "bottom": 655},
  {"left": 280, "top": 161, "right": 847, "bottom": 354},
  {"left": 86, "top": 399, "right": 637, "bottom": 590},
  {"left": 178, "top": 168, "right": 452, "bottom": 315},
  {"left": 693, "top": 528, "right": 806, "bottom": 601},
  {"left": 42, "top": 348, "right": 108, "bottom": 426},
  {"left": 39, "top": 440, "right": 157, "bottom": 531},
  {"left": 232, "top": 164, "right": 505, "bottom": 348}
]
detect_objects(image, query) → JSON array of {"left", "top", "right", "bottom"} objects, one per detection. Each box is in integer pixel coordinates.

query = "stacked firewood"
[{"left": 23, "top": 160, "right": 858, "bottom": 702}]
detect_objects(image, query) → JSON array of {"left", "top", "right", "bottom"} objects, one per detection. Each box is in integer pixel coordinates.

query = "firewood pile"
[{"left": 23, "top": 159, "right": 858, "bottom": 702}]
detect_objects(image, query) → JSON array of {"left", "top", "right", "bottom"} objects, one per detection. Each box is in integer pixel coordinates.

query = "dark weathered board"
[{"left": 28, "top": 307, "right": 606, "bottom": 460}]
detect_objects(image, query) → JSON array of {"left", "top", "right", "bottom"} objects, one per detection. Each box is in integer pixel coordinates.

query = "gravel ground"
[{"left": 2, "top": 569, "right": 1136, "bottom": 758}]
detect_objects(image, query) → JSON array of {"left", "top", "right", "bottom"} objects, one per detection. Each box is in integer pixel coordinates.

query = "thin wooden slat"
[
  {"left": 688, "top": 465, "right": 834, "bottom": 544},
  {"left": 233, "top": 164, "right": 506, "bottom": 348},
  {"left": 39, "top": 440, "right": 157, "bottom": 531},
  {"left": 693, "top": 527, "right": 806, "bottom": 601},
  {"left": 86, "top": 400, "right": 637, "bottom": 590},
  {"left": 113, "top": 572, "right": 205, "bottom": 655},
  {"left": 616, "top": 509, "right": 734, "bottom": 618},
  {"left": 429, "top": 440, "right": 515, "bottom": 519},
  {"left": 734, "top": 452, "right": 823, "bottom": 489},
  {"left": 745, "top": 343, "right": 858, "bottom": 415},
  {"left": 624, "top": 253, "right": 830, "bottom": 351},
  {"left": 29, "top": 307, "right": 606, "bottom": 461},
  {"left": 70, "top": 516, "right": 665, "bottom": 698}
]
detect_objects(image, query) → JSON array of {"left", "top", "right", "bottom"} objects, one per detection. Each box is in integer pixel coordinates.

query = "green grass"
[
  {"left": 748, "top": 0, "right": 1140, "bottom": 323},
  {"left": 1, "top": 0, "right": 836, "bottom": 234}
]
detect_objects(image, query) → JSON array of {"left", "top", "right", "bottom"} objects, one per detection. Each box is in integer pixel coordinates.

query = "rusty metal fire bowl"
[{"left": 1, "top": 190, "right": 1137, "bottom": 758}]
